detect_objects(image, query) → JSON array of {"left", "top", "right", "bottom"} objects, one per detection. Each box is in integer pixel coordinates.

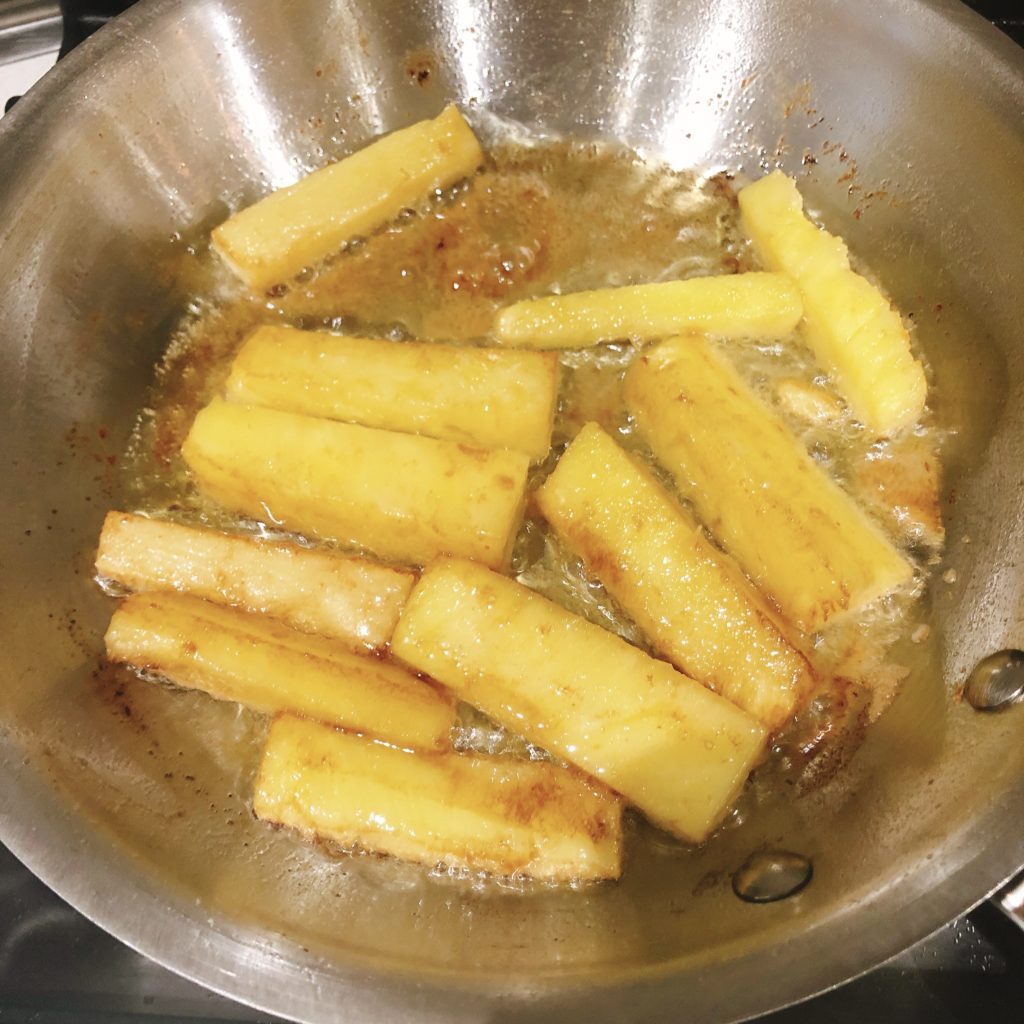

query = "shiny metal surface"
[
  {"left": 965, "top": 650, "right": 1024, "bottom": 710},
  {"left": 4, "top": 837, "right": 1023, "bottom": 1024},
  {"left": 995, "top": 872, "right": 1024, "bottom": 932},
  {"left": 732, "top": 851, "right": 814, "bottom": 905},
  {"left": 0, "top": 0, "right": 59, "bottom": 100},
  {"left": 0, "top": 1, "right": 59, "bottom": 38},
  {"left": 0, "top": 1, "right": 1023, "bottom": 1021}
]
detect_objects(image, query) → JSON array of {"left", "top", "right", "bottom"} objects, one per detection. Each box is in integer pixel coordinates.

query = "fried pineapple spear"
[
  {"left": 94, "top": 111, "right": 941, "bottom": 884},
  {"left": 105, "top": 592, "right": 455, "bottom": 751},
  {"left": 95, "top": 511, "right": 413, "bottom": 650},
  {"left": 625, "top": 337, "right": 913, "bottom": 634},
  {"left": 536, "top": 423, "right": 815, "bottom": 731},
  {"left": 182, "top": 399, "right": 528, "bottom": 570},
  {"left": 254, "top": 715, "right": 624, "bottom": 882},
  {"left": 492, "top": 272, "right": 803, "bottom": 348},
  {"left": 225, "top": 326, "right": 559, "bottom": 461},
  {"left": 852, "top": 433, "right": 944, "bottom": 549},
  {"left": 738, "top": 170, "right": 926, "bottom": 436},
  {"left": 391, "top": 558, "right": 767, "bottom": 844},
  {"left": 213, "top": 105, "right": 484, "bottom": 291}
]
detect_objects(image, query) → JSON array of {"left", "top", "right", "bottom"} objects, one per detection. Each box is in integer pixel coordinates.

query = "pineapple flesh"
[
  {"left": 737, "top": 170, "right": 926, "bottom": 436},
  {"left": 181, "top": 399, "right": 529, "bottom": 570},
  {"left": 536, "top": 422, "right": 816, "bottom": 731},
  {"left": 625, "top": 337, "right": 913, "bottom": 633},
  {"left": 390, "top": 558, "right": 767, "bottom": 844},
  {"left": 776, "top": 377, "right": 844, "bottom": 425},
  {"left": 212, "top": 105, "right": 483, "bottom": 291},
  {"left": 254, "top": 714, "right": 624, "bottom": 882},
  {"left": 492, "top": 272, "right": 803, "bottom": 348},
  {"left": 226, "top": 326, "right": 559, "bottom": 461},
  {"left": 95, "top": 511, "right": 414, "bottom": 650},
  {"left": 105, "top": 592, "right": 455, "bottom": 751}
]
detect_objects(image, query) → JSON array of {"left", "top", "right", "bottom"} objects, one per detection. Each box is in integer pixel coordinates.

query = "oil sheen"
[{"left": 116, "top": 137, "right": 945, "bottom": 875}]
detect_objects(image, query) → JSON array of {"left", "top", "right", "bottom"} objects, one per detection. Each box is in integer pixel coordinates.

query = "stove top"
[
  {"left": 1, "top": 837, "right": 1022, "bottom": 1023},
  {"left": 1, "top": 2, "right": 1022, "bottom": 1021}
]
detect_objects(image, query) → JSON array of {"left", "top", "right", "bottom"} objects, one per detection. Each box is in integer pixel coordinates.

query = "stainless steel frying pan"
[{"left": 1, "top": 1, "right": 1022, "bottom": 1020}]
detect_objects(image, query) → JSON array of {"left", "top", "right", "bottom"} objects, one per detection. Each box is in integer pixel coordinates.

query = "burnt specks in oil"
[{"left": 406, "top": 51, "right": 436, "bottom": 88}]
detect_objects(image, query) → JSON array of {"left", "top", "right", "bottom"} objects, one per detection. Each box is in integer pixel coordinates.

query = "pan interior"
[{"left": 0, "top": 0, "right": 1022, "bottom": 1019}]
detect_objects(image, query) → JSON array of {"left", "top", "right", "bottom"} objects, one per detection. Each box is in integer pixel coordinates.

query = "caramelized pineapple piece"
[
  {"left": 181, "top": 399, "right": 528, "bottom": 570},
  {"left": 226, "top": 326, "right": 559, "bottom": 461},
  {"left": 105, "top": 593, "right": 455, "bottom": 750},
  {"left": 738, "top": 171, "right": 926, "bottom": 435},
  {"left": 254, "top": 715, "right": 624, "bottom": 881},
  {"left": 213, "top": 105, "right": 483, "bottom": 290},
  {"left": 536, "top": 423, "right": 815, "bottom": 730},
  {"left": 776, "top": 378, "right": 844, "bottom": 425},
  {"left": 492, "top": 272, "right": 802, "bottom": 348},
  {"left": 390, "top": 558, "right": 767, "bottom": 843},
  {"left": 852, "top": 433, "right": 944, "bottom": 549},
  {"left": 95, "top": 511, "right": 413, "bottom": 650},
  {"left": 625, "top": 337, "right": 913, "bottom": 633}
]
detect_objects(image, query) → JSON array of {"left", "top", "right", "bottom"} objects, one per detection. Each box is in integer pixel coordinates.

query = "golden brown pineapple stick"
[
  {"left": 105, "top": 592, "right": 455, "bottom": 751},
  {"left": 212, "top": 105, "right": 484, "bottom": 291},
  {"left": 181, "top": 399, "right": 529, "bottom": 570},
  {"left": 852, "top": 433, "right": 944, "bottom": 549},
  {"left": 95, "top": 511, "right": 414, "bottom": 650},
  {"left": 254, "top": 715, "right": 624, "bottom": 882},
  {"left": 737, "top": 171, "right": 926, "bottom": 435},
  {"left": 625, "top": 337, "right": 913, "bottom": 634},
  {"left": 536, "top": 423, "right": 815, "bottom": 731},
  {"left": 492, "top": 272, "right": 802, "bottom": 348},
  {"left": 390, "top": 558, "right": 767, "bottom": 844},
  {"left": 225, "top": 326, "right": 559, "bottom": 461}
]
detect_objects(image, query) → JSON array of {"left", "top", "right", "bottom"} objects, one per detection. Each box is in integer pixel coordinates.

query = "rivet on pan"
[
  {"left": 964, "top": 650, "right": 1024, "bottom": 712},
  {"left": 732, "top": 850, "right": 813, "bottom": 904}
]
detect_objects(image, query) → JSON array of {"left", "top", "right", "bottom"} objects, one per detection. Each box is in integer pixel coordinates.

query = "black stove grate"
[{"left": 964, "top": 0, "right": 1024, "bottom": 46}]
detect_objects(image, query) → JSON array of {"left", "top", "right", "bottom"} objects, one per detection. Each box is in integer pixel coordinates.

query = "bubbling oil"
[{"left": 116, "top": 136, "right": 945, "bottom": 874}]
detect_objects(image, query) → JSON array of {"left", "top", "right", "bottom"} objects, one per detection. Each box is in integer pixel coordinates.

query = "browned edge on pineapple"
[
  {"left": 535, "top": 422, "right": 816, "bottom": 731},
  {"left": 390, "top": 557, "right": 767, "bottom": 844},
  {"left": 625, "top": 336, "right": 913, "bottom": 634},
  {"left": 181, "top": 399, "right": 529, "bottom": 571},
  {"left": 225, "top": 326, "right": 560, "bottom": 461},
  {"left": 95, "top": 511, "right": 415, "bottom": 650},
  {"left": 212, "top": 105, "right": 484, "bottom": 291},
  {"left": 105, "top": 592, "right": 455, "bottom": 751},
  {"left": 254, "top": 714, "right": 624, "bottom": 882}
]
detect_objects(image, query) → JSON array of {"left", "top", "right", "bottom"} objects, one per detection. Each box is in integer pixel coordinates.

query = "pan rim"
[{"left": 1, "top": 0, "right": 1023, "bottom": 1021}]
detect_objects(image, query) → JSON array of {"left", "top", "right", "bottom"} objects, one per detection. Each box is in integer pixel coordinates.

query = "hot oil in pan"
[{"left": 113, "top": 138, "right": 948, "bottom": 892}]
